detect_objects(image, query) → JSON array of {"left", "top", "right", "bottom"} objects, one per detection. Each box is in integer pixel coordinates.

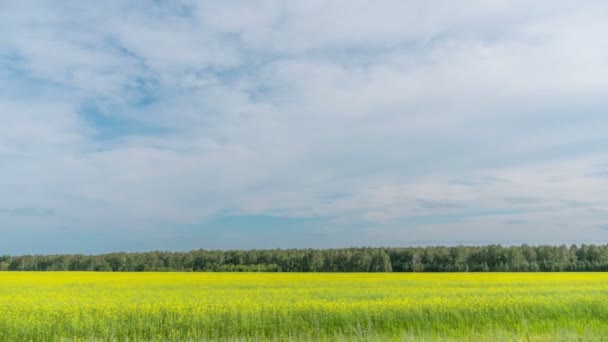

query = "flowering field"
[{"left": 1, "top": 273, "right": 607, "bottom": 341}]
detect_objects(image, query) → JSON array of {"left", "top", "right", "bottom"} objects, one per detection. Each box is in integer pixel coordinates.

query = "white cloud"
[{"left": 1, "top": 1, "right": 608, "bottom": 251}]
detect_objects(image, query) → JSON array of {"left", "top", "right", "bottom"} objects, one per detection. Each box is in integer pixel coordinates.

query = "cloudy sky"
[{"left": 1, "top": 1, "right": 608, "bottom": 254}]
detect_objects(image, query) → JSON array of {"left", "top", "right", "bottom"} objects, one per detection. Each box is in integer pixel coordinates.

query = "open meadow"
[{"left": 1, "top": 272, "right": 608, "bottom": 341}]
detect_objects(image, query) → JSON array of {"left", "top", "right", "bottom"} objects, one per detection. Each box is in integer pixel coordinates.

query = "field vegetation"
[{"left": 1, "top": 272, "right": 607, "bottom": 341}]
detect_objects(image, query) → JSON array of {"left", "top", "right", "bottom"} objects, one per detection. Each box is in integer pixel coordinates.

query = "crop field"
[{"left": 1, "top": 273, "right": 608, "bottom": 341}]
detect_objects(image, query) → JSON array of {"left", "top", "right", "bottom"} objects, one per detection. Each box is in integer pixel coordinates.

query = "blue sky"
[{"left": 1, "top": 1, "right": 608, "bottom": 254}]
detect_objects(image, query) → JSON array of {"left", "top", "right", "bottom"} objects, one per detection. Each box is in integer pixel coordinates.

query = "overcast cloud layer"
[{"left": 1, "top": 1, "right": 608, "bottom": 254}]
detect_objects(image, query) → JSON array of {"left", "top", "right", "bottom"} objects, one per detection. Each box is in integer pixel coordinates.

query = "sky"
[{"left": 1, "top": 1, "right": 608, "bottom": 254}]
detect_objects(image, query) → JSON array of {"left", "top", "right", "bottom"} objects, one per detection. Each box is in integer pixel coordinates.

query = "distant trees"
[{"left": 2, "top": 245, "right": 608, "bottom": 272}]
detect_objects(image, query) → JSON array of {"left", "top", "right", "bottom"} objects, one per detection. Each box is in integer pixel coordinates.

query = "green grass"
[{"left": 1, "top": 272, "right": 608, "bottom": 341}]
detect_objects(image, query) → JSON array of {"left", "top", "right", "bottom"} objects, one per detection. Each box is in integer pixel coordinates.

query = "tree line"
[{"left": 2, "top": 244, "right": 608, "bottom": 272}]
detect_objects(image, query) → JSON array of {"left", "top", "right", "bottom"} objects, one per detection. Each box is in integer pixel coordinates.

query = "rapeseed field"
[{"left": 1, "top": 272, "right": 607, "bottom": 341}]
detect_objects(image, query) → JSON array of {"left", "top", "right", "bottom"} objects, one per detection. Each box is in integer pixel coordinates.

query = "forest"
[{"left": 2, "top": 244, "right": 608, "bottom": 272}]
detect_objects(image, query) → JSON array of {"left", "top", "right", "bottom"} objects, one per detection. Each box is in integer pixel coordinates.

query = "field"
[{"left": 1, "top": 273, "right": 608, "bottom": 341}]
